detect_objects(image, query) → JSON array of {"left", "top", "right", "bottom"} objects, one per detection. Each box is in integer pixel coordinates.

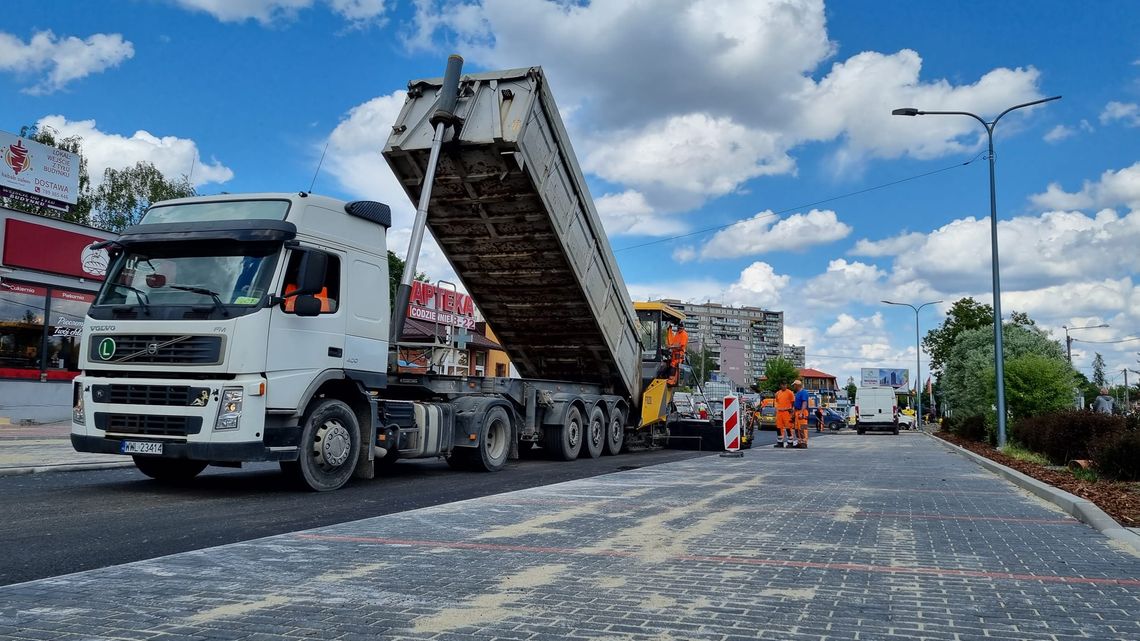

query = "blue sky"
[{"left": 2, "top": 0, "right": 1139, "bottom": 388}]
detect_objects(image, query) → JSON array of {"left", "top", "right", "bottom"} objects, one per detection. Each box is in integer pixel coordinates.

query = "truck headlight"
[
  {"left": 72, "top": 382, "right": 85, "bottom": 426},
  {"left": 215, "top": 388, "right": 244, "bottom": 430}
]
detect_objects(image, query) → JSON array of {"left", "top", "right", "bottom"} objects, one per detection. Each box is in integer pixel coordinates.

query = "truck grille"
[
  {"left": 95, "top": 413, "right": 203, "bottom": 437},
  {"left": 92, "top": 384, "right": 212, "bottom": 407},
  {"left": 89, "top": 335, "right": 224, "bottom": 365}
]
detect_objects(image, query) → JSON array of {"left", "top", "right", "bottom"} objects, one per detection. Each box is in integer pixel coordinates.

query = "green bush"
[
  {"left": 1089, "top": 429, "right": 1140, "bottom": 481},
  {"left": 948, "top": 414, "right": 988, "bottom": 442},
  {"left": 1010, "top": 411, "right": 1125, "bottom": 465}
]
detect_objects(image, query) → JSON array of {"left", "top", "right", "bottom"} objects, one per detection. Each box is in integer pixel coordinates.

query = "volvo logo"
[
  {"left": 146, "top": 343, "right": 159, "bottom": 355},
  {"left": 97, "top": 338, "right": 117, "bottom": 360}
]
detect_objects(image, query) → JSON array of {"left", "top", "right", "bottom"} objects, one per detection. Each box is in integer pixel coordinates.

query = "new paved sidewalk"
[
  {"left": 0, "top": 421, "right": 128, "bottom": 475},
  {"left": 3, "top": 432, "right": 1139, "bottom": 640}
]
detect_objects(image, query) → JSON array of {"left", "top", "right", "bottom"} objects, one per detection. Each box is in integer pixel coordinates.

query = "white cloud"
[
  {"left": 407, "top": 0, "right": 1044, "bottom": 214},
  {"left": 725, "top": 261, "right": 789, "bottom": 309},
  {"left": 826, "top": 311, "right": 884, "bottom": 337},
  {"left": 627, "top": 260, "right": 789, "bottom": 310},
  {"left": 36, "top": 115, "right": 232, "bottom": 187},
  {"left": 672, "top": 245, "right": 697, "bottom": 263},
  {"left": 322, "top": 90, "right": 458, "bottom": 283},
  {"left": 582, "top": 114, "right": 794, "bottom": 210},
  {"left": 0, "top": 30, "right": 133, "bottom": 94},
  {"left": 699, "top": 209, "right": 851, "bottom": 259},
  {"left": 1100, "top": 101, "right": 1140, "bottom": 127},
  {"left": 173, "top": 0, "right": 387, "bottom": 25},
  {"left": 848, "top": 231, "right": 925, "bottom": 257},
  {"left": 595, "top": 190, "right": 688, "bottom": 237},
  {"left": 1043, "top": 124, "right": 1074, "bottom": 143},
  {"left": 1029, "top": 162, "right": 1140, "bottom": 211},
  {"left": 802, "top": 259, "right": 889, "bottom": 306}
]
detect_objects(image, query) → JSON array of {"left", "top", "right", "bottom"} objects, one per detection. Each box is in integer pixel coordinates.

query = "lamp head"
[{"left": 892, "top": 108, "right": 920, "bottom": 116}]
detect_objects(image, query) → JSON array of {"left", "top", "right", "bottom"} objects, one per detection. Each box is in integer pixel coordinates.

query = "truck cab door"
[{"left": 265, "top": 247, "right": 347, "bottom": 409}]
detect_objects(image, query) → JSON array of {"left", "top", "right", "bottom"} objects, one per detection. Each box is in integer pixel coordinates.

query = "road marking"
[
  {"left": 296, "top": 534, "right": 1140, "bottom": 587},
  {"left": 186, "top": 595, "right": 290, "bottom": 624}
]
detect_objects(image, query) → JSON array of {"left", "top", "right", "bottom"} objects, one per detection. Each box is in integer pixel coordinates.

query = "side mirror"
[
  {"left": 296, "top": 250, "right": 328, "bottom": 296},
  {"left": 293, "top": 295, "right": 322, "bottom": 317}
]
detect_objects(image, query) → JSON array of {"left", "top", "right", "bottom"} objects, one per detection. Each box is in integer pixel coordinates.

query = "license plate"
[{"left": 121, "top": 441, "right": 163, "bottom": 455}]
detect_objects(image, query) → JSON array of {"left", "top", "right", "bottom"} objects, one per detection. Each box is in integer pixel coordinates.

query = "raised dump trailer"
[
  {"left": 383, "top": 67, "right": 640, "bottom": 401},
  {"left": 70, "top": 59, "right": 684, "bottom": 492}
]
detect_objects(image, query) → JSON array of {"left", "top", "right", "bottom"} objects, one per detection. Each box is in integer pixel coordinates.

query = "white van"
[{"left": 855, "top": 387, "right": 899, "bottom": 434}]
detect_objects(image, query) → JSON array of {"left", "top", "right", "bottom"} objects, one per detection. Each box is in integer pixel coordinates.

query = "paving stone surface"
[{"left": 2, "top": 432, "right": 1139, "bottom": 641}]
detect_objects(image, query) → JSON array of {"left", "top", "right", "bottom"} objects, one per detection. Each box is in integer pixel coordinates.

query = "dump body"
[{"left": 384, "top": 67, "right": 641, "bottom": 400}]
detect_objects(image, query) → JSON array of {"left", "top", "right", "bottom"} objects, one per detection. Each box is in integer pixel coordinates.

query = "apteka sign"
[
  {"left": 0, "top": 131, "right": 80, "bottom": 212},
  {"left": 406, "top": 281, "right": 476, "bottom": 329}
]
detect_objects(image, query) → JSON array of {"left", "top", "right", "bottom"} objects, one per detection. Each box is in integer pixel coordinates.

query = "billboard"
[
  {"left": 861, "top": 368, "right": 909, "bottom": 389},
  {"left": 0, "top": 131, "right": 80, "bottom": 211}
]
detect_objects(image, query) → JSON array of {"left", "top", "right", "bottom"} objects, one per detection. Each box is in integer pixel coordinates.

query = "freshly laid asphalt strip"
[
  {"left": 0, "top": 435, "right": 774, "bottom": 586},
  {"left": 3, "top": 430, "right": 1138, "bottom": 641}
]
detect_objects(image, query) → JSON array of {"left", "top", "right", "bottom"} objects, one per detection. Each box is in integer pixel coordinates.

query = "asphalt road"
[{"left": 0, "top": 434, "right": 783, "bottom": 586}]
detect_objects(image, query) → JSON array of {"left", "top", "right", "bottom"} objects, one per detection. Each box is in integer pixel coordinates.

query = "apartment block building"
[
  {"left": 782, "top": 344, "right": 806, "bottom": 368},
  {"left": 658, "top": 299, "right": 784, "bottom": 385}
]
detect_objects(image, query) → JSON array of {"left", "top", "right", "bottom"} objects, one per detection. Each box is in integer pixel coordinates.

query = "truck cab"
[{"left": 71, "top": 193, "right": 393, "bottom": 489}]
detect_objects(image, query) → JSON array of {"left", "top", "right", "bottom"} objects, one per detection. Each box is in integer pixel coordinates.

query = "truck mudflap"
[
  {"left": 70, "top": 434, "right": 296, "bottom": 462},
  {"left": 450, "top": 396, "right": 517, "bottom": 451}
]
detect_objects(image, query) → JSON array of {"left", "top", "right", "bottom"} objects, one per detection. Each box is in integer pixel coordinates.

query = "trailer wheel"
[
  {"left": 547, "top": 406, "right": 582, "bottom": 461},
  {"left": 292, "top": 398, "right": 360, "bottom": 491},
  {"left": 583, "top": 406, "right": 605, "bottom": 459},
  {"left": 604, "top": 409, "right": 625, "bottom": 456},
  {"left": 133, "top": 457, "right": 207, "bottom": 482},
  {"left": 472, "top": 406, "right": 511, "bottom": 472}
]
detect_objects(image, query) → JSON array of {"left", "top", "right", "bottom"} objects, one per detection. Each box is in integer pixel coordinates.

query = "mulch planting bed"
[{"left": 935, "top": 431, "right": 1140, "bottom": 527}]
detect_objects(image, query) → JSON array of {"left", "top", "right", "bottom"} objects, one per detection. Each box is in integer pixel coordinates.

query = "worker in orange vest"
[
  {"left": 664, "top": 322, "right": 688, "bottom": 385},
  {"left": 792, "top": 379, "right": 810, "bottom": 448},
  {"left": 773, "top": 381, "right": 795, "bottom": 448}
]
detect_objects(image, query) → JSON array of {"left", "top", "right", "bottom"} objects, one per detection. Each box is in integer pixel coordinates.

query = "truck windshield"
[{"left": 95, "top": 242, "right": 280, "bottom": 316}]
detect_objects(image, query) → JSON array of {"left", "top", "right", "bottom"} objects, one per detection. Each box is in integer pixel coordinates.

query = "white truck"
[
  {"left": 70, "top": 58, "right": 687, "bottom": 490},
  {"left": 854, "top": 386, "right": 900, "bottom": 435}
]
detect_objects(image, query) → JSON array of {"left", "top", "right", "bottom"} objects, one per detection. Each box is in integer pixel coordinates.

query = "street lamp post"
[
  {"left": 893, "top": 95, "right": 1061, "bottom": 449},
  {"left": 882, "top": 300, "right": 942, "bottom": 429},
  {"left": 1063, "top": 323, "right": 1110, "bottom": 365}
]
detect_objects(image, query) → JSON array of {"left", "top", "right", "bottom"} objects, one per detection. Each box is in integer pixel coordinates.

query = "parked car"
[
  {"left": 755, "top": 405, "right": 777, "bottom": 430},
  {"left": 809, "top": 408, "right": 847, "bottom": 432}
]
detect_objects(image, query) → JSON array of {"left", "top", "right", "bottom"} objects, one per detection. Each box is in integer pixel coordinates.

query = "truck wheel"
[
  {"left": 472, "top": 406, "right": 511, "bottom": 472},
  {"left": 604, "top": 409, "right": 625, "bottom": 456},
  {"left": 583, "top": 406, "right": 605, "bottom": 459},
  {"left": 133, "top": 456, "right": 207, "bottom": 482},
  {"left": 293, "top": 398, "right": 360, "bottom": 492},
  {"left": 546, "top": 406, "right": 582, "bottom": 461}
]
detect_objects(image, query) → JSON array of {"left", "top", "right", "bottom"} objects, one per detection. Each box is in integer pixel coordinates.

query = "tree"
[
  {"left": 922, "top": 298, "right": 994, "bottom": 375},
  {"left": 1092, "top": 352, "right": 1107, "bottom": 388},
  {"left": 759, "top": 357, "right": 799, "bottom": 392},
  {"left": 941, "top": 318, "right": 1070, "bottom": 425},
  {"left": 92, "top": 161, "right": 195, "bottom": 231},
  {"left": 686, "top": 345, "right": 716, "bottom": 385},
  {"left": 387, "top": 251, "right": 429, "bottom": 311},
  {"left": 845, "top": 376, "right": 857, "bottom": 402},
  {"left": 1001, "top": 354, "right": 1078, "bottom": 420}
]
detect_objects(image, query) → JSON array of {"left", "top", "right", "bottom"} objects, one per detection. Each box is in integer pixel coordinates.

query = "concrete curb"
[
  {"left": 925, "top": 431, "right": 1140, "bottom": 556},
  {"left": 0, "top": 461, "right": 135, "bottom": 477}
]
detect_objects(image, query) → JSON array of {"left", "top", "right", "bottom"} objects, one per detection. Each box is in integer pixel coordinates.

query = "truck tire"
[
  {"left": 604, "top": 409, "right": 625, "bottom": 456},
  {"left": 583, "top": 406, "right": 605, "bottom": 459},
  {"left": 292, "top": 398, "right": 360, "bottom": 492},
  {"left": 546, "top": 406, "right": 583, "bottom": 461},
  {"left": 472, "top": 406, "right": 512, "bottom": 472},
  {"left": 133, "top": 456, "right": 207, "bottom": 482}
]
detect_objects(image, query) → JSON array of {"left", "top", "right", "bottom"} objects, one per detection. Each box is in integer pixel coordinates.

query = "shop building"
[{"left": 0, "top": 207, "right": 115, "bottom": 423}]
